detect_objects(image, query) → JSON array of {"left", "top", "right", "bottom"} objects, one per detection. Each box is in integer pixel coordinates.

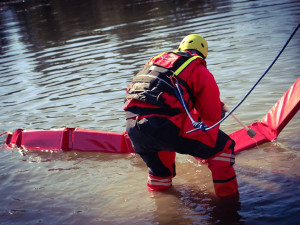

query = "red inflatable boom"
[
  {"left": 230, "top": 76, "right": 300, "bottom": 153},
  {"left": 3, "top": 77, "right": 300, "bottom": 154},
  {"left": 4, "top": 128, "right": 135, "bottom": 153}
]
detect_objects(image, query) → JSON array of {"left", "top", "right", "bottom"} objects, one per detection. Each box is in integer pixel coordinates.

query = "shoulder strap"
[{"left": 173, "top": 55, "right": 203, "bottom": 76}]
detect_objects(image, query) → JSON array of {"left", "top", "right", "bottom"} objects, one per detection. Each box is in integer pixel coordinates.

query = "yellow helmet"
[{"left": 178, "top": 34, "right": 208, "bottom": 58}]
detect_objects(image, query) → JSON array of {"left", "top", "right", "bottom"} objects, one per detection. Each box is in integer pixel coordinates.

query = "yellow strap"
[
  {"left": 149, "top": 51, "right": 203, "bottom": 75},
  {"left": 174, "top": 55, "right": 202, "bottom": 76}
]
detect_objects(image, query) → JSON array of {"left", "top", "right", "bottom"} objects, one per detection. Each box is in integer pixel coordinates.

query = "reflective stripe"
[
  {"left": 148, "top": 177, "right": 172, "bottom": 183},
  {"left": 148, "top": 176, "right": 172, "bottom": 186},
  {"left": 174, "top": 55, "right": 203, "bottom": 76},
  {"left": 212, "top": 152, "right": 235, "bottom": 163},
  {"left": 220, "top": 153, "right": 233, "bottom": 157},
  {"left": 135, "top": 74, "right": 174, "bottom": 89},
  {"left": 212, "top": 157, "right": 235, "bottom": 163},
  {"left": 148, "top": 181, "right": 172, "bottom": 186},
  {"left": 149, "top": 65, "right": 169, "bottom": 73}
]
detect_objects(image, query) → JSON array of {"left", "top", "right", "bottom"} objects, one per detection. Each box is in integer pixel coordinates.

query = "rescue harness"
[{"left": 126, "top": 51, "right": 205, "bottom": 119}]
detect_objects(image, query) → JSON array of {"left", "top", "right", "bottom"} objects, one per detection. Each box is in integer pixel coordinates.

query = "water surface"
[{"left": 0, "top": 0, "right": 300, "bottom": 224}]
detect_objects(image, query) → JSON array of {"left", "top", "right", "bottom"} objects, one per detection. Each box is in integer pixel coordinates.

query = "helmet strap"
[{"left": 186, "top": 49, "right": 205, "bottom": 59}]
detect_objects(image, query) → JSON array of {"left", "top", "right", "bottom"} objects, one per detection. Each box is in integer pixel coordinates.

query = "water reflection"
[
  {"left": 150, "top": 185, "right": 242, "bottom": 225},
  {"left": 0, "top": 0, "right": 300, "bottom": 224},
  {"left": 1, "top": 0, "right": 219, "bottom": 47}
]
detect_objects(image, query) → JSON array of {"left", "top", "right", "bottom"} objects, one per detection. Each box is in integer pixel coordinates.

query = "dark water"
[{"left": 0, "top": 0, "right": 300, "bottom": 224}]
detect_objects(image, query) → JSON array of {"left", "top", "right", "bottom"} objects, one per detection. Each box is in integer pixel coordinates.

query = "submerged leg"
[
  {"left": 139, "top": 151, "right": 176, "bottom": 191},
  {"left": 207, "top": 139, "right": 239, "bottom": 198}
]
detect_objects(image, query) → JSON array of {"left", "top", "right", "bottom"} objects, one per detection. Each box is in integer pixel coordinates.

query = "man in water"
[{"left": 124, "top": 34, "right": 238, "bottom": 198}]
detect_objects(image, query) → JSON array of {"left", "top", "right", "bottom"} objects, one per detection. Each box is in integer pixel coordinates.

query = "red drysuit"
[{"left": 124, "top": 51, "right": 238, "bottom": 197}]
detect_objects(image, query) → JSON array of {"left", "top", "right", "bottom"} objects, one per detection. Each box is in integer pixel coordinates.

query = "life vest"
[{"left": 126, "top": 51, "right": 206, "bottom": 115}]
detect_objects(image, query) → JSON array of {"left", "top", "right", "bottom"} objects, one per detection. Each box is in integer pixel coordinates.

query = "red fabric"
[
  {"left": 158, "top": 151, "right": 176, "bottom": 177},
  {"left": 207, "top": 142, "right": 238, "bottom": 197},
  {"left": 261, "top": 76, "right": 300, "bottom": 137},
  {"left": 5, "top": 128, "right": 68, "bottom": 151},
  {"left": 213, "top": 179, "right": 238, "bottom": 198},
  {"left": 150, "top": 52, "right": 181, "bottom": 68},
  {"left": 207, "top": 142, "right": 236, "bottom": 181},
  {"left": 5, "top": 128, "right": 136, "bottom": 153}
]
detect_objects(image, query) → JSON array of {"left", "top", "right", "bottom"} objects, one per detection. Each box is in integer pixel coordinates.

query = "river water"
[{"left": 0, "top": 0, "right": 299, "bottom": 224}]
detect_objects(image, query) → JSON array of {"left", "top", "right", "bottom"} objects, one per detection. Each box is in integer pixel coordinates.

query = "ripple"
[{"left": 0, "top": 1, "right": 299, "bottom": 224}]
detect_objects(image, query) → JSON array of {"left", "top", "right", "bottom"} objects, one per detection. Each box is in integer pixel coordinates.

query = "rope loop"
[{"left": 192, "top": 121, "right": 208, "bottom": 132}]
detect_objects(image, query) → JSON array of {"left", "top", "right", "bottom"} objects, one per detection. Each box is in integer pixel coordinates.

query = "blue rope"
[
  {"left": 173, "top": 81, "right": 208, "bottom": 131},
  {"left": 185, "top": 23, "right": 300, "bottom": 134}
]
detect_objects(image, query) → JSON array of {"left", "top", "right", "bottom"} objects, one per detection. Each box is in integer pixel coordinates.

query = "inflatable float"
[{"left": 2, "top": 77, "right": 300, "bottom": 155}]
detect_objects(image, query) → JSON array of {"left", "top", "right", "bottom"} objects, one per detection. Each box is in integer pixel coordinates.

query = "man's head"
[{"left": 178, "top": 34, "right": 208, "bottom": 58}]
